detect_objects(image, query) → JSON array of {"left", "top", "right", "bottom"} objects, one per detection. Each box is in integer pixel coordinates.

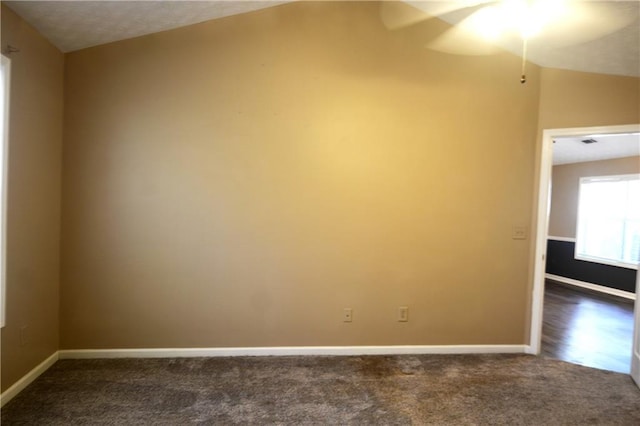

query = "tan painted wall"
[
  {"left": 0, "top": 5, "right": 64, "bottom": 392},
  {"left": 60, "top": 1, "right": 541, "bottom": 349},
  {"left": 538, "top": 68, "right": 640, "bottom": 129},
  {"left": 549, "top": 156, "right": 640, "bottom": 239}
]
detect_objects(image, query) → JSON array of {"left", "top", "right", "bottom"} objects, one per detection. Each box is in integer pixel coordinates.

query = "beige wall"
[
  {"left": 538, "top": 67, "right": 640, "bottom": 129},
  {"left": 60, "top": 1, "right": 541, "bottom": 349},
  {"left": 1, "top": 5, "right": 64, "bottom": 392},
  {"left": 549, "top": 156, "right": 640, "bottom": 239}
]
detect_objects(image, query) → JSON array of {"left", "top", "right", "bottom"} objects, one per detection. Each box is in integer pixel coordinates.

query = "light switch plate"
[{"left": 512, "top": 226, "right": 527, "bottom": 240}]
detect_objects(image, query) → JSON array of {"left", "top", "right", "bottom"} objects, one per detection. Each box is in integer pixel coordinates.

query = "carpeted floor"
[{"left": 2, "top": 354, "right": 640, "bottom": 425}]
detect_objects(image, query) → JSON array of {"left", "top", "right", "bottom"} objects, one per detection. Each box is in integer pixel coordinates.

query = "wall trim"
[
  {"left": 547, "top": 236, "right": 576, "bottom": 243},
  {"left": 546, "top": 273, "right": 636, "bottom": 301},
  {"left": 0, "top": 351, "right": 58, "bottom": 408},
  {"left": 58, "top": 344, "right": 527, "bottom": 359}
]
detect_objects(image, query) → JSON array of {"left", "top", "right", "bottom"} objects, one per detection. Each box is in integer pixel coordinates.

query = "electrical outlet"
[
  {"left": 398, "top": 306, "right": 409, "bottom": 322},
  {"left": 343, "top": 308, "right": 353, "bottom": 323},
  {"left": 19, "top": 325, "right": 29, "bottom": 346}
]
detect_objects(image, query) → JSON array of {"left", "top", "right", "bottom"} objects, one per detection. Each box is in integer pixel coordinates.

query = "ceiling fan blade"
[
  {"left": 380, "top": 1, "right": 492, "bottom": 31},
  {"left": 427, "top": 7, "right": 503, "bottom": 55},
  {"left": 405, "top": 0, "right": 494, "bottom": 17},
  {"left": 530, "top": 1, "right": 639, "bottom": 49},
  {"left": 383, "top": 1, "right": 637, "bottom": 58},
  {"left": 380, "top": 1, "right": 433, "bottom": 30}
]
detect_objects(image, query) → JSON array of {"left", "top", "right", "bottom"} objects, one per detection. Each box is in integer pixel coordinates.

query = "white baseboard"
[
  {"left": 58, "top": 344, "right": 526, "bottom": 359},
  {"left": 0, "top": 351, "right": 58, "bottom": 408},
  {"left": 546, "top": 273, "right": 636, "bottom": 300}
]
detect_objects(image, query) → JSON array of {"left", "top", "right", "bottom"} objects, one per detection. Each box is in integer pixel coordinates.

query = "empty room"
[{"left": 1, "top": 1, "right": 639, "bottom": 424}]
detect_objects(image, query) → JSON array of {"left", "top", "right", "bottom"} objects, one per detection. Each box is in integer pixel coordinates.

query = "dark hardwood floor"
[{"left": 542, "top": 280, "right": 635, "bottom": 374}]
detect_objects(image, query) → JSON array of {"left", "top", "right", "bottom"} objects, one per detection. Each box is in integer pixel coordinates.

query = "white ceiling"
[
  {"left": 3, "top": 1, "right": 292, "bottom": 53},
  {"left": 3, "top": 1, "right": 640, "bottom": 78},
  {"left": 553, "top": 133, "right": 640, "bottom": 165}
]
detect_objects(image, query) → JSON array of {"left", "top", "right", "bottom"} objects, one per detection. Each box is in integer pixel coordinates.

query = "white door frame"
[
  {"left": 632, "top": 265, "right": 640, "bottom": 386},
  {"left": 527, "top": 123, "right": 640, "bottom": 356}
]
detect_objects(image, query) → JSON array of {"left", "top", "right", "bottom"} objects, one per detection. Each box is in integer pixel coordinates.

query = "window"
[
  {"left": 576, "top": 174, "right": 640, "bottom": 270},
  {"left": 0, "top": 53, "right": 9, "bottom": 328}
]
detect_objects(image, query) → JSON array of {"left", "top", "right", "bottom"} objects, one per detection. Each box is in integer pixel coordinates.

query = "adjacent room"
[
  {"left": 542, "top": 133, "right": 640, "bottom": 373},
  {"left": 1, "top": 1, "right": 639, "bottom": 423}
]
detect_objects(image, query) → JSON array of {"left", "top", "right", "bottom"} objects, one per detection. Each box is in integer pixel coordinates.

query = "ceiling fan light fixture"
[
  {"left": 470, "top": 0, "right": 569, "bottom": 40},
  {"left": 524, "top": 0, "right": 569, "bottom": 37},
  {"left": 466, "top": 6, "right": 507, "bottom": 41}
]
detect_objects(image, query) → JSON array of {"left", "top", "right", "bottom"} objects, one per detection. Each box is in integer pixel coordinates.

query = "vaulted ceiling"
[{"left": 4, "top": 1, "right": 640, "bottom": 78}]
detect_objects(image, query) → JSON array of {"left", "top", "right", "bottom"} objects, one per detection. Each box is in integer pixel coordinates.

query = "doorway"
[{"left": 529, "top": 124, "right": 640, "bottom": 379}]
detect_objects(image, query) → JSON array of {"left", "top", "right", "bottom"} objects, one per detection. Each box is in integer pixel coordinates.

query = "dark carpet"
[{"left": 2, "top": 354, "right": 640, "bottom": 425}]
